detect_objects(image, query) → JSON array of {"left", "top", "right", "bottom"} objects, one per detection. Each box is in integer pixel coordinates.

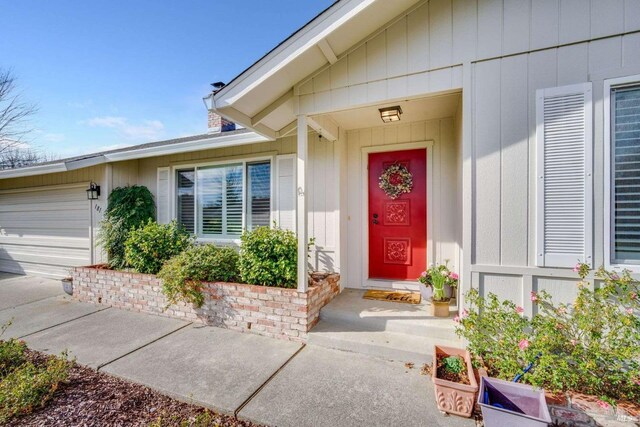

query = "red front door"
[{"left": 368, "top": 149, "right": 427, "bottom": 281}]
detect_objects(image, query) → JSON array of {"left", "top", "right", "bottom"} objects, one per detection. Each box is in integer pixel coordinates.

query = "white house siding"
[
  {"left": 288, "top": 0, "right": 640, "bottom": 311},
  {"left": 135, "top": 135, "right": 341, "bottom": 272},
  {"left": 343, "top": 117, "right": 461, "bottom": 289}
]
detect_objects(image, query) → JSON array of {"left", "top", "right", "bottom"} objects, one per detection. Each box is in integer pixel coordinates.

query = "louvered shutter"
[
  {"left": 536, "top": 83, "right": 593, "bottom": 267},
  {"left": 275, "top": 155, "right": 296, "bottom": 231},
  {"left": 156, "top": 167, "right": 170, "bottom": 224}
]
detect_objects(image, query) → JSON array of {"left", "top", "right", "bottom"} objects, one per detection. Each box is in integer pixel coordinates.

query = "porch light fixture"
[
  {"left": 86, "top": 182, "right": 100, "bottom": 200},
  {"left": 379, "top": 106, "right": 403, "bottom": 123}
]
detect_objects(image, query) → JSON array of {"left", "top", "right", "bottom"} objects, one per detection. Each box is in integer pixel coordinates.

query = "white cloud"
[
  {"left": 83, "top": 116, "right": 165, "bottom": 141},
  {"left": 42, "top": 133, "right": 65, "bottom": 143}
]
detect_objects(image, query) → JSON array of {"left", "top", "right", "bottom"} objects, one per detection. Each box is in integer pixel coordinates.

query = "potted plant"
[
  {"left": 418, "top": 263, "right": 458, "bottom": 317},
  {"left": 432, "top": 344, "right": 478, "bottom": 418},
  {"left": 61, "top": 276, "right": 73, "bottom": 296}
]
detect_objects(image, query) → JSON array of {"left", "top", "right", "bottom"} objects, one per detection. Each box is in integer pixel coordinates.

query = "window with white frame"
[
  {"left": 609, "top": 81, "right": 640, "bottom": 265},
  {"left": 175, "top": 160, "right": 271, "bottom": 239}
]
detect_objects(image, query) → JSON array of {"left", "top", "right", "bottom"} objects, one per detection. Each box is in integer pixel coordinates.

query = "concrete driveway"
[{"left": 0, "top": 273, "right": 474, "bottom": 427}]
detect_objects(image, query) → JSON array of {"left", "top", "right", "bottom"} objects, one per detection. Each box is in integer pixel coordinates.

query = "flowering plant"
[
  {"left": 455, "top": 263, "right": 640, "bottom": 403},
  {"left": 378, "top": 163, "right": 413, "bottom": 199},
  {"left": 418, "top": 262, "right": 459, "bottom": 301}
]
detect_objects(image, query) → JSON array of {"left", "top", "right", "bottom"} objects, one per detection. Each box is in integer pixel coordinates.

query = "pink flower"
[
  {"left": 557, "top": 306, "right": 567, "bottom": 315},
  {"left": 611, "top": 273, "right": 620, "bottom": 281},
  {"left": 449, "top": 272, "right": 459, "bottom": 281},
  {"left": 462, "top": 309, "right": 469, "bottom": 317},
  {"left": 516, "top": 306, "right": 524, "bottom": 314},
  {"left": 627, "top": 308, "right": 634, "bottom": 315},
  {"left": 420, "top": 271, "right": 427, "bottom": 278},
  {"left": 453, "top": 315, "right": 460, "bottom": 323},
  {"left": 530, "top": 292, "right": 538, "bottom": 302},
  {"left": 570, "top": 339, "right": 577, "bottom": 346},
  {"left": 572, "top": 264, "right": 581, "bottom": 273},
  {"left": 597, "top": 400, "right": 610, "bottom": 410},
  {"left": 518, "top": 339, "right": 530, "bottom": 351},
  {"left": 631, "top": 292, "right": 637, "bottom": 300}
]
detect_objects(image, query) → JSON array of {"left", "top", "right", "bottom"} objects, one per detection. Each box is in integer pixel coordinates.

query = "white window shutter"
[
  {"left": 536, "top": 83, "right": 593, "bottom": 267},
  {"left": 157, "top": 166, "right": 170, "bottom": 224},
  {"left": 275, "top": 155, "right": 296, "bottom": 231}
]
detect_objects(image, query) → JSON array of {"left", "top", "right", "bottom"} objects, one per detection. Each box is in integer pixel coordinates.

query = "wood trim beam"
[
  {"left": 251, "top": 89, "right": 294, "bottom": 126},
  {"left": 317, "top": 39, "right": 338, "bottom": 64},
  {"left": 296, "top": 115, "right": 309, "bottom": 292},
  {"left": 306, "top": 115, "right": 339, "bottom": 142}
]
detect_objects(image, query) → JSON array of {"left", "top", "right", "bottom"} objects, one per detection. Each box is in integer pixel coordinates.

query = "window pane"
[
  {"left": 226, "top": 165, "right": 243, "bottom": 236},
  {"left": 613, "top": 86, "right": 640, "bottom": 262},
  {"left": 248, "top": 162, "right": 271, "bottom": 229},
  {"left": 176, "top": 169, "right": 195, "bottom": 233},
  {"left": 198, "top": 167, "right": 223, "bottom": 235}
]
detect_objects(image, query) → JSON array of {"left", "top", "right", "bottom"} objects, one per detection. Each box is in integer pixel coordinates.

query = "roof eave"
[{"left": 0, "top": 131, "right": 268, "bottom": 180}]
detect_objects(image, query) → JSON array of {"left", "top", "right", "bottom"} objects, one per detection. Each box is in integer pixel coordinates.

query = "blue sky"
[{"left": 0, "top": 1, "right": 334, "bottom": 158}]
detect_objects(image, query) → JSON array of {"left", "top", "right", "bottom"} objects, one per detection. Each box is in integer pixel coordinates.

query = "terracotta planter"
[
  {"left": 432, "top": 345, "right": 479, "bottom": 418},
  {"left": 431, "top": 299, "right": 451, "bottom": 317}
]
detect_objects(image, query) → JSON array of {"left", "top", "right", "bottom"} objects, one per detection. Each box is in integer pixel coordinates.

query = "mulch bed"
[{"left": 7, "top": 349, "right": 261, "bottom": 427}]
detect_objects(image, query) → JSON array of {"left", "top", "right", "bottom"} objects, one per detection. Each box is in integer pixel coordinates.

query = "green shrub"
[
  {"left": 239, "top": 226, "right": 297, "bottom": 288},
  {"left": 0, "top": 322, "right": 26, "bottom": 379},
  {"left": 158, "top": 244, "right": 240, "bottom": 308},
  {"left": 124, "top": 220, "right": 192, "bottom": 274},
  {"left": 0, "top": 339, "right": 26, "bottom": 379},
  {"left": 0, "top": 353, "right": 71, "bottom": 423},
  {"left": 456, "top": 264, "right": 640, "bottom": 402},
  {"left": 98, "top": 185, "right": 155, "bottom": 269}
]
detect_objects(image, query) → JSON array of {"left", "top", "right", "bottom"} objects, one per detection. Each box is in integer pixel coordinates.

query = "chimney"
[
  {"left": 208, "top": 110, "right": 236, "bottom": 134},
  {"left": 207, "top": 81, "right": 236, "bottom": 134}
]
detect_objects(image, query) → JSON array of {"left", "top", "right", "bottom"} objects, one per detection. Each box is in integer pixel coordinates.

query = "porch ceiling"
[{"left": 315, "top": 92, "right": 461, "bottom": 131}]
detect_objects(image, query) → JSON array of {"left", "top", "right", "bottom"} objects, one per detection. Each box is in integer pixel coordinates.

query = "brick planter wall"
[{"left": 72, "top": 267, "right": 340, "bottom": 342}]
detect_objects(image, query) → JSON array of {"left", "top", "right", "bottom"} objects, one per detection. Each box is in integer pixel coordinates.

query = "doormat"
[{"left": 363, "top": 290, "right": 421, "bottom": 305}]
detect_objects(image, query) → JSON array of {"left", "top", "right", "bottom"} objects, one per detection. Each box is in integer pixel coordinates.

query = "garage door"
[{"left": 0, "top": 183, "right": 92, "bottom": 278}]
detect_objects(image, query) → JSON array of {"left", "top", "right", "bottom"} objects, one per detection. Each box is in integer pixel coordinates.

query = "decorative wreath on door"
[{"left": 378, "top": 163, "right": 413, "bottom": 199}]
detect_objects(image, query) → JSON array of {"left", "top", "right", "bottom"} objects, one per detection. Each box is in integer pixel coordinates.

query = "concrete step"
[
  {"left": 319, "top": 290, "right": 458, "bottom": 340},
  {"left": 308, "top": 320, "right": 464, "bottom": 365}
]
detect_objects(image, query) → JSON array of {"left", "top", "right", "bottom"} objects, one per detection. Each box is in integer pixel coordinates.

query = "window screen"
[
  {"left": 612, "top": 85, "right": 640, "bottom": 263},
  {"left": 247, "top": 162, "right": 271, "bottom": 229},
  {"left": 176, "top": 169, "right": 195, "bottom": 233}
]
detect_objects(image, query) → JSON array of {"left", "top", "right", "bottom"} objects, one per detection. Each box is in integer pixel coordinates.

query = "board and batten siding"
[
  {"left": 290, "top": 0, "right": 640, "bottom": 308},
  {"left": 136, "top": 135, "right": 341, "bottom": 272}
]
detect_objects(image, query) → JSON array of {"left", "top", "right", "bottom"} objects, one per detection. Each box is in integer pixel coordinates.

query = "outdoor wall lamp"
[
  {"left": 86, "top": 182, "right": 101, "bottom": 200},
  {"left": 379, "top": 106, "right": 403, "bottom": 123}
]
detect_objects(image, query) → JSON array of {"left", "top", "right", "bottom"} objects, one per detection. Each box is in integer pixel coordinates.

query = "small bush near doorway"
[{"left": 239, "top": 226, "right": 297, "bottom": 288}]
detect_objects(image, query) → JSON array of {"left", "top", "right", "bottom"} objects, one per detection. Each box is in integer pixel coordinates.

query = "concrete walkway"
[{"left": 0, "top": 274, "right": 473, "bottom": 427}]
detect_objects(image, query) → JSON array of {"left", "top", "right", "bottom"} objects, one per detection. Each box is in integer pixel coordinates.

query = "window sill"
[{"left": 605, "top": 261, "right": 640, "bottom": 274}]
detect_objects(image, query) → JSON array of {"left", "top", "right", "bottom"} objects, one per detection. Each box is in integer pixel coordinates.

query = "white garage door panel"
[
  {"left": 0, "top": 260, "right": 72, "bottom": 279},
  {"left": 0, "top": 184, "right": 91, "bottom": 278}
]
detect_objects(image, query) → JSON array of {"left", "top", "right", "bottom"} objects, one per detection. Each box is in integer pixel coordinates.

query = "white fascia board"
[
  {"left": 213, "top": 0, "right": 375, "bottom": 108},
  {"left": 65, "top": 155, "right": 107, "bottom": 171},
  {"left": 103, "top": 131, "right": 269, "bottom": 162},
  {"left": 0, "top": 162, "right": 68, "bottom": 179}
]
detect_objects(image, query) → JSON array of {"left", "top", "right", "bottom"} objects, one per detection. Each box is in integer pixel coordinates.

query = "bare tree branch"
[
  {"left": 0, "top": 147, "right": 58, "bottom": 170},
  {"left": 0, "top": 68, "right": 38, "bottom": 154}
]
